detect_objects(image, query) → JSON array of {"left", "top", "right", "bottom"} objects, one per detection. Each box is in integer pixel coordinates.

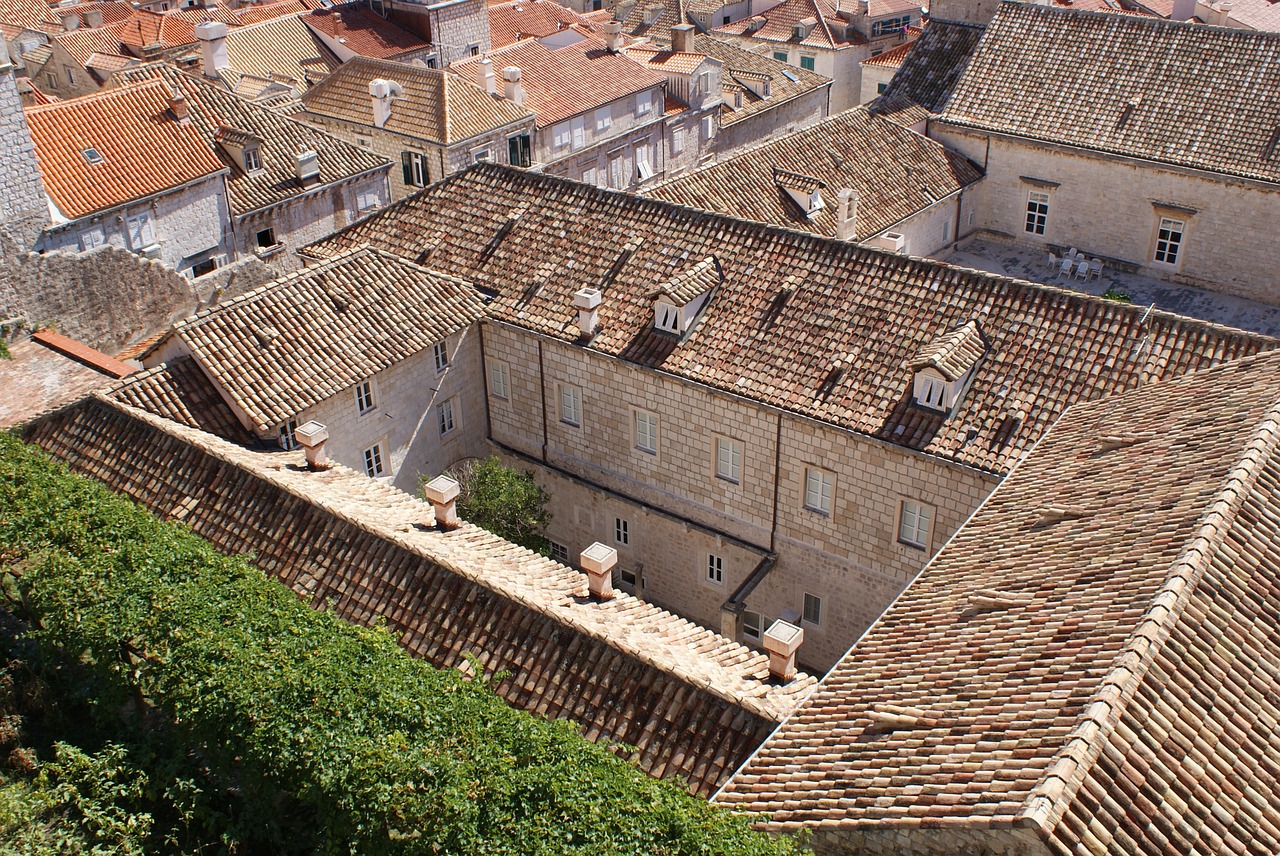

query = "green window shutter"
[{"left": 402, "top": 152, "right": 413, "bottom": 186}]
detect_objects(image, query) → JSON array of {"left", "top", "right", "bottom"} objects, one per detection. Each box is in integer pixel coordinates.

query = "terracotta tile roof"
[
  {"left": 624, "top": 43, "right": 707, "bottom": 74},
  {"left": 24, "top": 395, "right": 817, "bottom": 795},
  {"left": 161, "top": 246, "right": 485, "bottom": 433},
  {"left": 879, "top": 18, "right": 982, "bottom": 112},
  {"left": 0, "top": 0, "right": 62, "bottom": 34},
  {"left": 84, "top": 51, "right": 136, "bottom": 74},
  {"left": 653, "top": 254, "right": 721, "bottom": 302},
  {"left": 56, "top": 0, "right": 140, "bottom": 26},
  {"left": 17, "top": 75, "right": 58, "bottom": 104},
  {"left": 111, "top": 63, "right": 389, "bottom": 216},
  {"left": 211, "top": 13, "right": 338, "bottom": 90},
  {"left": 300, "top": 56, "right": 534, "bottom": 144},
  {"left": 861, "top": 35, "right": 913, "bottom": 66},
  {"left": 452, "top": 30, "right": 666, "bottom": 127},
  {"left": 232, "top": 0, "right": 323, "bottom": 25},
  {"left": 1199, "top": 0, "right": 1280, "bottom": 26},
  {"left": 488, "top": 0, "right": 598, "bottom": 48},
  {"left": 302, "top": 4, "right": 427, "bottom": 58},
  {"left": 32, "top": 328, "right": 135, "bottom": 378},
  {"left": 304, "top": 165, "right": 1276, "bottom": 476},
  {"left": 648, "top": 103, "right": 981, "bottom": 239},
  {"left": 713, "top": 0, "right": 864, "bottom": 50},
  {"left": 53, "top": 25, "right": 126, "bottom": 65},
  {"left": 694, "top": 33, "right": 830, "bottom": 127},
  {"left": 18, "top": 43, "right": 52, "bottom": 66},
  {"left": 0, "top": 339, "right": 114, "bottom": 429},
  {"left": 24, "top": 80, "right": 225, "bottom": 218},
  {"left": 717, "top": 348, "right": 1280, "bottom": 855},
  {"left": 941, "top": 4, "right": 1280, "bottom": 185},
  {"left": 910, "top": 318, "right": 985, "bottom": 380},
  {"left": 108, "top": 7, "right": 235, "bottom": 49},
  {"left": 104, "top": 355, "right": 255, "bottom": 443},
  {"left": 615, "top": 0, "right": 682, "bottom": 45}
]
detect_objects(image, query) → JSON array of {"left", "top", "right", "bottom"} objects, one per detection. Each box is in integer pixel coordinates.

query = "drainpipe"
[
  {"left": 537, "top": 339, "right": 549, "bottom": 463},
  {"left": 769, "top": 411, "right": 782, "bottom": 551}
]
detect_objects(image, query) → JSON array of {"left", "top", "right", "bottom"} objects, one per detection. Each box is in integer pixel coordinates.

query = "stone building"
[
  {"left": 111, "top": 61, "right": 391, "bottom": 272},
  {"left": 140, "top": 246, "right": 489, "bottom": 492},
  {"left": 297, "top": 56, "right": 536, "bottom": 198},
  {"left": 0, "top": 36, "right": 49, "bottom": 249},
  {"left": 190, "top": 12, "right": 339, "bottom": 97},
  {"left": 717, "top": 346, "right": 1280, "bottom": 856},
  {"left": 924, "top": 3, "right": 1280, "bottom": 306},
  {"left": 24, "top": 80, "right": 235, "bottom": 276},
  {"left": 303, "top": 164, "right": 1272, "bottom": 671}
]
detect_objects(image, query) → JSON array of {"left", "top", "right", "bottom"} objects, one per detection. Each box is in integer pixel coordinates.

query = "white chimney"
[
  {"left": 579, "top": 542, "right": 617, "bottom": 601},
  {"left": 83, "top": 7, "right": 103, "bottom": 27},
  {"left": 762, "top": 619, "right": 803, "bottom": 682},
  {"left": 1216, "top": 0, "right": 1233, "bottom": 23},
  {"left": 502, "top": 66, "right": 524, "bottom": 106},
  {"left": 423, "top": 475, "right": 462, "bottom": 530},
  {"left": 195, "top": 21, "right": 229, "bottom": 77},
  {"left": 602, "top": 19, "right": 623, "bottom": 52},
  {"left": 671, "top": 22, "right": 694, "bottom": 52},
  {"left": 477, "top": 56, "right": 497, "bottom": 94},
  {"left": 295, "top": 150, "right": 320, "bottom": 182},
  {"left": 836, "top": 187, "right": 858, "bottom": 241},
  {"left": 573, "top": 287, "right": 602, "bottom": 339},
  {"left": 294, "top": 421, "right": 330, "bottom": 470},
  {"left": 1169, "top": 0, "right": 1195, "bottom": 17},
  {"left": 368, "top": 78, "right": 395, "bottom": 128}
]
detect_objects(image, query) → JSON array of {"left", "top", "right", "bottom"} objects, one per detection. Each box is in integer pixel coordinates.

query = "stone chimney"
[
  {"left": 671, "top": 22, "right": 694, "bottom": 52},
  {"left": 169, "top": 87, "right": 190, "bottom": 123},
  {"left": 295, "top": 149, "right": 320, "bottom": 182},
  {"left": 573, "top": 287, "right": 602, "bottom": 339},
  {"left": 422, "top": 475, "right": 462, "bottom": 530},
  {"left": 836, "top": 188, "right": 858, "bottom": 241},
  {"left": 1169, "top": 0, "right": 1195, "bottom": 17},
  {"left": 477, "top": 56, "right": 497, "bottom": 95},
  {"left": 60, "top": 10, "right": 80, "bottom": 29},
  {"left": 502, "top": 66, "right": 524, "bottom": 106},
  {"left": 294, "top": 421, "right": 330, "bottom": 470},
  {"left": 1216, "top": 0, "right": 1233, "bottom": 23},
  {"left": 602, "top": 20, "right": 623, "bottom": 52},
  {"left": 195, "top": 21, "right": 229, "bottom": 78},
  {"left": 579, "top": 542, "right": 617, "bottom": 601},
  {"left": 762, "top": 619, "right": 803, "bottom": 682},
  {"left": 83, "top": 7, "right": 103, "bottom": 27},
  {"left": 369, "top": 78, "right": 394, "bottom": 128}
]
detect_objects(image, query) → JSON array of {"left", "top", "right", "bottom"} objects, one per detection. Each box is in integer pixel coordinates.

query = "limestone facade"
[
  {"left": 536, "top": 86, "right": 669, "bottom": 189},
  {"left": 0, "top": 40, "right": 48, "bottom": 250},
  {"left": 710, "top": 79, "right": 828, "bottom": 159}
]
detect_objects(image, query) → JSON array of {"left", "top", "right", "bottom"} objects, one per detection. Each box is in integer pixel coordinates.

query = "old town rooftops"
[
  {"left": 717, "top": 347, "right": 1280, "bottom": 855},
  {"left": 303, "top": 164, "right": 1277, "bottom": 476}
]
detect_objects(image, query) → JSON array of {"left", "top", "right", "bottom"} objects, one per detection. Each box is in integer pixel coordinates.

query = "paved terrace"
[{"left": 939, "top": 236, "right": 1280, "bottom": 338}]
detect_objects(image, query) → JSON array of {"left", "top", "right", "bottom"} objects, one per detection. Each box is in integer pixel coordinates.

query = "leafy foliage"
[
  {"left": 1101, "top": 287, "right": 1133, "bottom": 304},
  {"left": 0, "top": 435, "right": 796, "bottom": 855},
  {"left": 431, "top": 456, "right": 552, "bottom": 555}
]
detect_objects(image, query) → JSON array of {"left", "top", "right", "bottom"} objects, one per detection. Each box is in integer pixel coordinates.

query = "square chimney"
[{"left": 762, "top": 619, "right": 803, "bottom": 682}]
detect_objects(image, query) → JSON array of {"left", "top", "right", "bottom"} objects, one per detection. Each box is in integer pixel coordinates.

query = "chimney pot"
[
  {"left": 836, "top": 187, "right": 858, "bottom": 241},
  {"left": 671, "top": 22, "right": 694, "bottom": 52},
  {"left": 762, "top": 619, "right": 803, "bottom": 682},
  {"left": 573, "top": 286, "right": 602, "bottom": 338},
  {"left": 423, "top": 474, "right": 462, "bottom": 530},
  {"left": 83, "top": 7, "right": 103, "bottom": 26},
  {"left": 195, "top": 20, "right": 229, "bottom": 77},
  {"left": 60, "top": 10, "right": 80, "bottom": 29},
  {"left": 602, "top": 19, "right": 623, "bottom": 52},
  {"left": 294, "top": 149, "right": 320, "bottom": 182},
  {"left": 169, "top": 88, "right": 190, "bottom": 122},
  {"left": 477, "top": 56, "right": 497, "bottom": 94},
  {"left": 502, "top": 66, "right": 525, "bottom": 106},
  {"left": 579, "top": 542, "right": 618, "bottom": 600},
  {"left": 294, "top": 420, "right": 331, "bottom": 470}
]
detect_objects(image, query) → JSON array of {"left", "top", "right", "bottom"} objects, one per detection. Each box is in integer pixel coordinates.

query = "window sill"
[
  {"left": 255, "top": 242, "right": 285, "bottom": 259},
  {"left": 897, "top": 538, "right": 927, "bottom": 551},
  {"left": 803, "top": 505, "right": 831, "bottom": 517},
  {"left": 635, "top": 447, "right": 658, "bottom": 456},
  {"left": 715, "top": 474, "right": 741, "bottom": 486},
  {"left": 560, "top": 419, "right": 581, "bottom": 428}
]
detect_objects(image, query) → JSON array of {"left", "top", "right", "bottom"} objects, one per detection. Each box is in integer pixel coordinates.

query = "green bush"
[
  {"left": 427, "top": 457, "right": 551, "bottom": 555},
  {"left": 0, "top": 434, "right": 796, "bottom": 855}
]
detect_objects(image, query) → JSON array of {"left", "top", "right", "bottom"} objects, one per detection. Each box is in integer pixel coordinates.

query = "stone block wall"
[
  {"left": 428, "top": 0, "right": 492, "bottom": 64},
  {"left": 711, "top": 82, "right": 829, "bottom": 160},
  {"left": 0, "top": 56, "right": 49, "bottom": 251}
]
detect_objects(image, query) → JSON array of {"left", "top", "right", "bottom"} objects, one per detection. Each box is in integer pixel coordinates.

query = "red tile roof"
[
  {"left": 453, "top": 29, "right": 666, "bottom": 127},
  {"left": 861, "top": 36, "right": 913, "bottom": 66},
  {"left": 303, "top": 5, "right": 426, "bottom": 58},
  {"left": 625, "top": 44, "right": 708, "bottom": 74},
  {"left": 24, "top": 80, "right": 226, "bottom": 218},
  {"left": 31, "top": 328, "right": 136, "bottom": 378},
  {"left": 0, "top": 0, "right": 62, "bottom": 34},
  {"left": 714, "top": 0, "right": 865, "bottom": 49},
  {"left": 53, "top": 25, "right": 124, "bottom": 65},
  {"left": 488, "top": 0, "right": 598, "bottom": 48},
  {"left": 232, "top": 0, "right": 323, "bottom": 25}
]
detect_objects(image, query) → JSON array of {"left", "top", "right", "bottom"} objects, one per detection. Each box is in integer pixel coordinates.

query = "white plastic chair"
[
  {"left": 1089, "top": 258, "right": 1103, "bottom": 280},
  {"left": 1047, "top": 251, "right": 1059, "bottom": 268},
  {"left": 1074, "top": 259, "right": 1089, "bottom": 280},
  {"left": 1058, "top": 257, "right": 1073, "bottom": 278}
]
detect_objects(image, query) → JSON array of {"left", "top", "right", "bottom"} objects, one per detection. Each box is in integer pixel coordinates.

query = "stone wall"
[
  {"left": 539, "top": 103, "right": 667, "bottom": 190},
  {"left": 0, "top": 48, "right": 49, "bottom": 251},
  {"left": 711, "top": 81, "right": 829, "bottom": 160},
  {"left": 427, "top": 0, "right": 492, "bottom": 64}
]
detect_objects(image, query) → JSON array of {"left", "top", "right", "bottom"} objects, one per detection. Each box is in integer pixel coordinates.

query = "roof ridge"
[
  {"left": 1018, "top": 366, "right": 1280, "bottom": 838},
  {"left": 24, "top": 75, "right": 169, "bottom": 114}
]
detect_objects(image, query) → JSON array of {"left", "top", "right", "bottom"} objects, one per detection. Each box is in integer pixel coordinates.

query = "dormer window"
[
  {"left": 244, "top": 147, "right": 262, "bottom": 172},
  {"left": 216, "top": 126, "right": 266, "bottom": 176},
  {"left": 774, "top": 167, "right": 825, "bottom": 218},
  {"left": 649, "top": 256, "right": 723, "bottom": 336},
  {"left": 910, "top": 320, "right": 987, "bottom": 413}
]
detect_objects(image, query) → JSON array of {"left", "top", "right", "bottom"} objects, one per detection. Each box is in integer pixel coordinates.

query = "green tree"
[{"left": 430, "top": 457, "right": 551, "bottom": 554}]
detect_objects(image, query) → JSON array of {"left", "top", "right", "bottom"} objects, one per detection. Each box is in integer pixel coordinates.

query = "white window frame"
[
  {"left": 636, "top": 89, "right": 655, "bottom": 117},
  {"left": 438, "top": 398, "right": 457, "bottom": 435},
  {"left": 655, "top": 301, "right": 680, "bottom": 334},
  {"left": 433, "top": 339, "right": 450, "bottom": 373},
  {"left": 277, "top": 418, "right": 299, "bottom": 451},
  {"left": 355, "top": 379, "right": 376, "bottom": 415},
  {"left": 410, "top": 152, "right": 427, "bottom": 187},
  {"left": 552, "top": 122, "right": 572, "bottom": 150},
  {"left": 356, "top": 186, "right": 380, "bottom": 213},
  {"left": 550, "top": 541, "right": 569, "bottom": 563},
  {"left": 608, "top": 152, "right": 625, "bottom": 189},
  {"left": 1154, "top": 216, "right": 1185, "bottom": 266},
  {"left": 804, "top": 467, "right": 833, "bottom": 516},
  {"left": 1025, "top": 190, "right": 1049, "bottom": 235},
  {"left": 743, "top": 610, "right": 765, "bottom": 641},
  {"left": 570, "top": 115, "right": 586, "bottom": 151},
  {"left": 614, "top": 517, "right": 629, "bottom": 546},
  {"left": 79, "top": 225, "right": 106, "bottom": 251},
  {"left": 671, "top": 125, "right": 684, "bottom": 156},
  {"left": 126, "top": 211, "right": 156, "bottom": 250},
  {"left": 706, "top": 553, "right": 724, "bottom": 585},
  {"left": 471, "top": 147, "right": 492, "bottom": 163},
  {"left": 362, "top": 443, "right": 384, "bottom": 477},
  {"left": 634, "top": 409, "right": 658, "bottom": 454},
  {"left": 802, "top": 592, "right": 822, "bottom": 626},
  {"left": 715, "top": 436, "right": 742, "bottom": 484},
  {"left": 488, "top": 359, "right": 510, "bottom": 399},
  {"left": 243, "top": 146, "right": 263, "bottom": 172},
  {"left": 635, "top": 145, "right": 654, "bottom": 181},
  {"left": 918, "top": 375, "right": 945, "bottom": 409},
  {"left": 559, "top": 383, "right": 582, "bottom": 426},
  {"left": 899, "top": 498, "right": 933, "bottom": 549},
  {"left": 594, "top": 107, "right": 612, "bottom": 132}
]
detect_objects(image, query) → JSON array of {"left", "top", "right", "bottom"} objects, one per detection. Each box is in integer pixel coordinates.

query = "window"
[
  {"left": 45, "top": 71, "right": 57, "bottom": 90},
  {"left": 671, "top": 126, "right": 684, "bottom": 155},
  {"left": 127, "top": 211, "right": 155, "bottom": 250},
  {"left": 356, "top": 187, "right": 380, "bottom": 213},
  {"left": 438, "top": 398, "right": 456, "bottom": 435},
  {"left": 899, "top": 498, "right": 933, "bottom": 548},
  {"left": 773, "top": 50, "right": 788, "bottom": 62},
  {"left": 559, "top": 384, "right": 582, "bottom": 426},
  {"left": 634, "top": 410, "right": 658, "bottom": 454},
  {"left": 716, "top": 437, "right": 742, "bottom": 483},
  {"left": 1025, "top": 191, "right": 1049, "bottom": 235},
  {"left": 1154, "top": 217, "right": 1184, "bottom": 265},
  {"left": 82, "top": 147, "right": 105, "bottom": 166},
  {"left": 614, "top": 517, "right": 629, "bottom": 546},
  {"left": 803, "top": 592, "right": 822, "bottom": 626},
  {"left": 243, "top": 147, "right": 262, "bottom": 172},
  {"left": 743, "top": 610, "right": 764, "bottom": 640},
  {"left": 655, "top": 302, "right": 679, "bottom": 333},
  {"left": 255, "top": 227, "right": 277, "bottom": 249},
  {"left": 356, "top": 379, "right": 375, "bottom": 414},
  {"left": 433, "top": 339, "right": 450, "bottom": 372},
  {"left": 508, "top": 134, "right": 531, "bottom": 167},
  {"left": 363, "top": 443, "right": 384, "bottom": 477},
  {"left": 550, "top": 541, "right": 569, "bottom": 563},
  {"left": 66, "top": 66, "right": 76, "bottom": 85},
  {"left": 701, "top": 115, "right": 714, "bottom": 140},
  {"left": 635, "top": 146, "right": 654, "bottom": 181},
  {"left": 799, "top": 55, "right": 816, "bottom": 71},
  {"left": 877, "top": 82, "right": 889, "bottom": 94},
  {"left": 918, "top": 374, "right": 945, "bottom": 409},
  {"left": 706, "top": 553, "right": 724, "bottom": 584},
  {"left": 278, "top": 418, "right": 299, "bottom": 450},
  {"left": 190, "top": 257, "right": 218, "bottom": 277},
  {"left": 488, "top": 359, "right": 509, "bottom": 399},
  {"left": 570, "top": 116, "right": 586, "bottom": 150},
  {"left": 468, "top": 43, "right": 480, "bottom": 56},
  {"left": 617, "top": 566, "right": 637, "bottom": 592},
  {"left": 552, "top": 122, "right": 572, "bottom": 150},
  {"left": 636, "top": 90, "right": 655, "bottom": 117},
  {"left": 871, "top": 14, "right": 910, "bottom": 35},
  {"left": 79, "top": 226, "right": 105, "bottom": 251},
  {"left": 594, "top": 107, "right": 612, "bottom": 132},
  {"left": 608, "top": 153, "right": 624, "bottom": 188},
  {"left": 471, "top": 147, "right": 491, "bottom": 163},
  {"left": 402, "top": 151, "right": 427, "bottom": 187},
  {"left": 804, "top": 467, "right": 833, "bottom": 515}
]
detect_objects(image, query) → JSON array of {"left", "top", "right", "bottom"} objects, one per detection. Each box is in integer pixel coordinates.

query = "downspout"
[
  {"left": 769, "top": 411, "right": 782, "bottom": 552},
  {"left": 537, "top": 338, "right": 549, "bottom": 463},
  {"left": 478, "top": 321, "right": 492, "bottom": 441}
]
